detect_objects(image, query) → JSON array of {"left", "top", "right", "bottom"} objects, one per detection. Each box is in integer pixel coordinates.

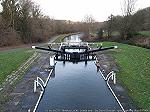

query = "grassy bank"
[
  {"left": 91, "top": 31, "right": 120, "bottom": 37},
  {"left": 0, "top": 48, "right": 33, "bottom": 84},
  {"left": 54, "top": 33, "right": 81, "bottom": 43},
  {"left": 54, "top": 34, "right": 68, "bottom": 43},
  {"left": 0, "top": 33, "right": 70, "bottom": 84},
  {"left": 100, "top": 42, "right": 150, "bottom": 109},
  {"left": 139, "top": 31, "right": 150, "bottom": 36}
]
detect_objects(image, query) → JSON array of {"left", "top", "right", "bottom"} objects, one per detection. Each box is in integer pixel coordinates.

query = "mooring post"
[
  {"left": 113, "top": 72, "right": 116, "bottom": 84},
  {"left": 111, "top": 71, "right": 114, "bottom": 80},
  {"left": 50, "top": 56, "right": 55, "bottom": 68},
  {"left": 34, "top": 80, "right": 37, "bottom": 93}
]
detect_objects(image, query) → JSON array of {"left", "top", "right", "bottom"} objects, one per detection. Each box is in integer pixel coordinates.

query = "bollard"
[
  {"left": 34, "top": 80, "right": 37, "bottom": 93},
  {"left": 113, "top": 72, "right": 116, "bottom": 84},
  {"left": 50, "top": 56, "right": 55, "bottom": 68},
  {"left": 111, "top": 71, "right": 114, "bottom": 80}
]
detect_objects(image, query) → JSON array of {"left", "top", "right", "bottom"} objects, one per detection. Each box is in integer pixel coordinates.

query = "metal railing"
[
  {"left": 33, "top": 56, "right": 56, "bottom": 112},
  {"left": 34, "top": 77, "right": 45, "bottom": 93},
  {"left": 95, "top": 56, "right": 125, "bottom": 112},
  {"left": 48, "top": 42, "right": 102, "bottom": 46},
  {"left": 33, "top": 69, "right": 54, "bottom": 112},
  {"left": 99, "top": 69, "right": 125, "bottom": 112}
]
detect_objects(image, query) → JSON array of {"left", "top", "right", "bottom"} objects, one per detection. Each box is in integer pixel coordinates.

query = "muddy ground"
[
  {"left": 96, "top": 51, "right": 138, "bottom": 111},
  {"left": 0, "top": 36, "right": 58, "bottom": 112},
  {"left": 1, "top": 52, "right": 53, "bottom": 112}
]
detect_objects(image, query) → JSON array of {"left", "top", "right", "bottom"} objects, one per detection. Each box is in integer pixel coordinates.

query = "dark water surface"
[
  {"left": 36, "top": 34, "right": 121, "bottom": 111},
  {"left": 36, "top": 61, "right": 121, "bottom": 111}
]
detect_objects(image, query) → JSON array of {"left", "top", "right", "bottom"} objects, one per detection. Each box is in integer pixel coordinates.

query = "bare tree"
[
  {"left": 121, "top": 0, "right": 137, "bottom": 16},
  {"left": 106, "top": 14, "right": 114, "bottom": 37},
  {"left": 143, "top": 7, "right": 150, "bottom": 30},
  {"left": 83, "top": 14, "right": 95, "bottom": 33},
  {"left": 0, "top": 0, "right": 102, "bottom": 46},
  {"left": 120, "top": 0, "right": 138, "bottom": 39},
  {"left": 1, "top": 0, "right": 20, "bottom": 29},
  {"left": 31, "top": 4, "right": 42, "bottom": 18}
]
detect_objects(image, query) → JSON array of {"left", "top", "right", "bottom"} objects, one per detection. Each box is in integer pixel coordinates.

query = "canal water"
[
  {"left": 63, "top": 34, "right": 82, "bottom": 43},
  {"left": 36, "top": 34, "right": 121, "bottom": 111}
]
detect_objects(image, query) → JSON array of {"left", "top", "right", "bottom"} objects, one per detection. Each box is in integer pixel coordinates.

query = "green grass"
[
  {"left": 112, "top": 31, "right": 120, "bottom": 36},
  {"left": 0, "top": 48, "right": 33, "bottom": 84},
  {"left": 54, "top": 34, "right": 66, "bottom": 43},
  {"left": 96, "top": 31, "right": 120, "bottom": 37},
  {"left": 99, "top": 42, "right": 150, "bottom": 109},
  {"left": 139, "top": 31, "right": 150, "bottom": 36}
]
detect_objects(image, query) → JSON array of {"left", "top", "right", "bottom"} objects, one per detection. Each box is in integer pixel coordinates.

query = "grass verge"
[
  {"left": 54, "top": 34, "right": 70, "bottom": 43},
  {"left": 139, "top": 31, "right": 150, "bottom": 37},
  {"left": 99, "top": 42, "right": 150, "bottom": 109},
  {"left": 0, "top": 48, "right": 33, "bottom": 84}
]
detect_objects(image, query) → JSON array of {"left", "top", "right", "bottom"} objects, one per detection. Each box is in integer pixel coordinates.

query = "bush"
[
  {"left": 0, "top": 28, "right": 21, "bottom": 47},
  {"left": 97, "top": 28, "right": 103, "bottom": 37}
]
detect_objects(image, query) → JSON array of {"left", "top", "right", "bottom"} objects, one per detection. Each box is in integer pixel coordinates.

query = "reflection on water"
[
  {"left": 64, "top": 34, "right": 84, "bottom": 53},
  {"left": 37, "top": 61, "right": 121, "bottom": 111},
  {"left": 36, "top": 34, "right": 121, "bottom": 111},
  {"left": 64, "top": 34, "right": 82, "bottom": 43}
]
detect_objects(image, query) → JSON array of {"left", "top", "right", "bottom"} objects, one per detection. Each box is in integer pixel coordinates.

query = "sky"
[
  {"left": 0, "top": 0, "right": 150, "bottom": 22},
  {"left": 31, "top": 0, "right": 150, "bottom": 22}
]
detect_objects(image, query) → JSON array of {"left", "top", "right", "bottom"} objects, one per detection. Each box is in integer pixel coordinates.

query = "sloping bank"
[
  {"left": 0, "top": 48, "right": 34, "bottom": 85},
  {"left": 97, "top": 42, "right": 150, "bottom": 109}
]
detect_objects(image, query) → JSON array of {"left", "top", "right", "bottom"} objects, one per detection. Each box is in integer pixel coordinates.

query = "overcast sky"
[
  {"left": 0, "top": 0, "right": 150, "bottom": 22},
  {"left": 32, "top": 0, "right": 150, "bottom": 22}
]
